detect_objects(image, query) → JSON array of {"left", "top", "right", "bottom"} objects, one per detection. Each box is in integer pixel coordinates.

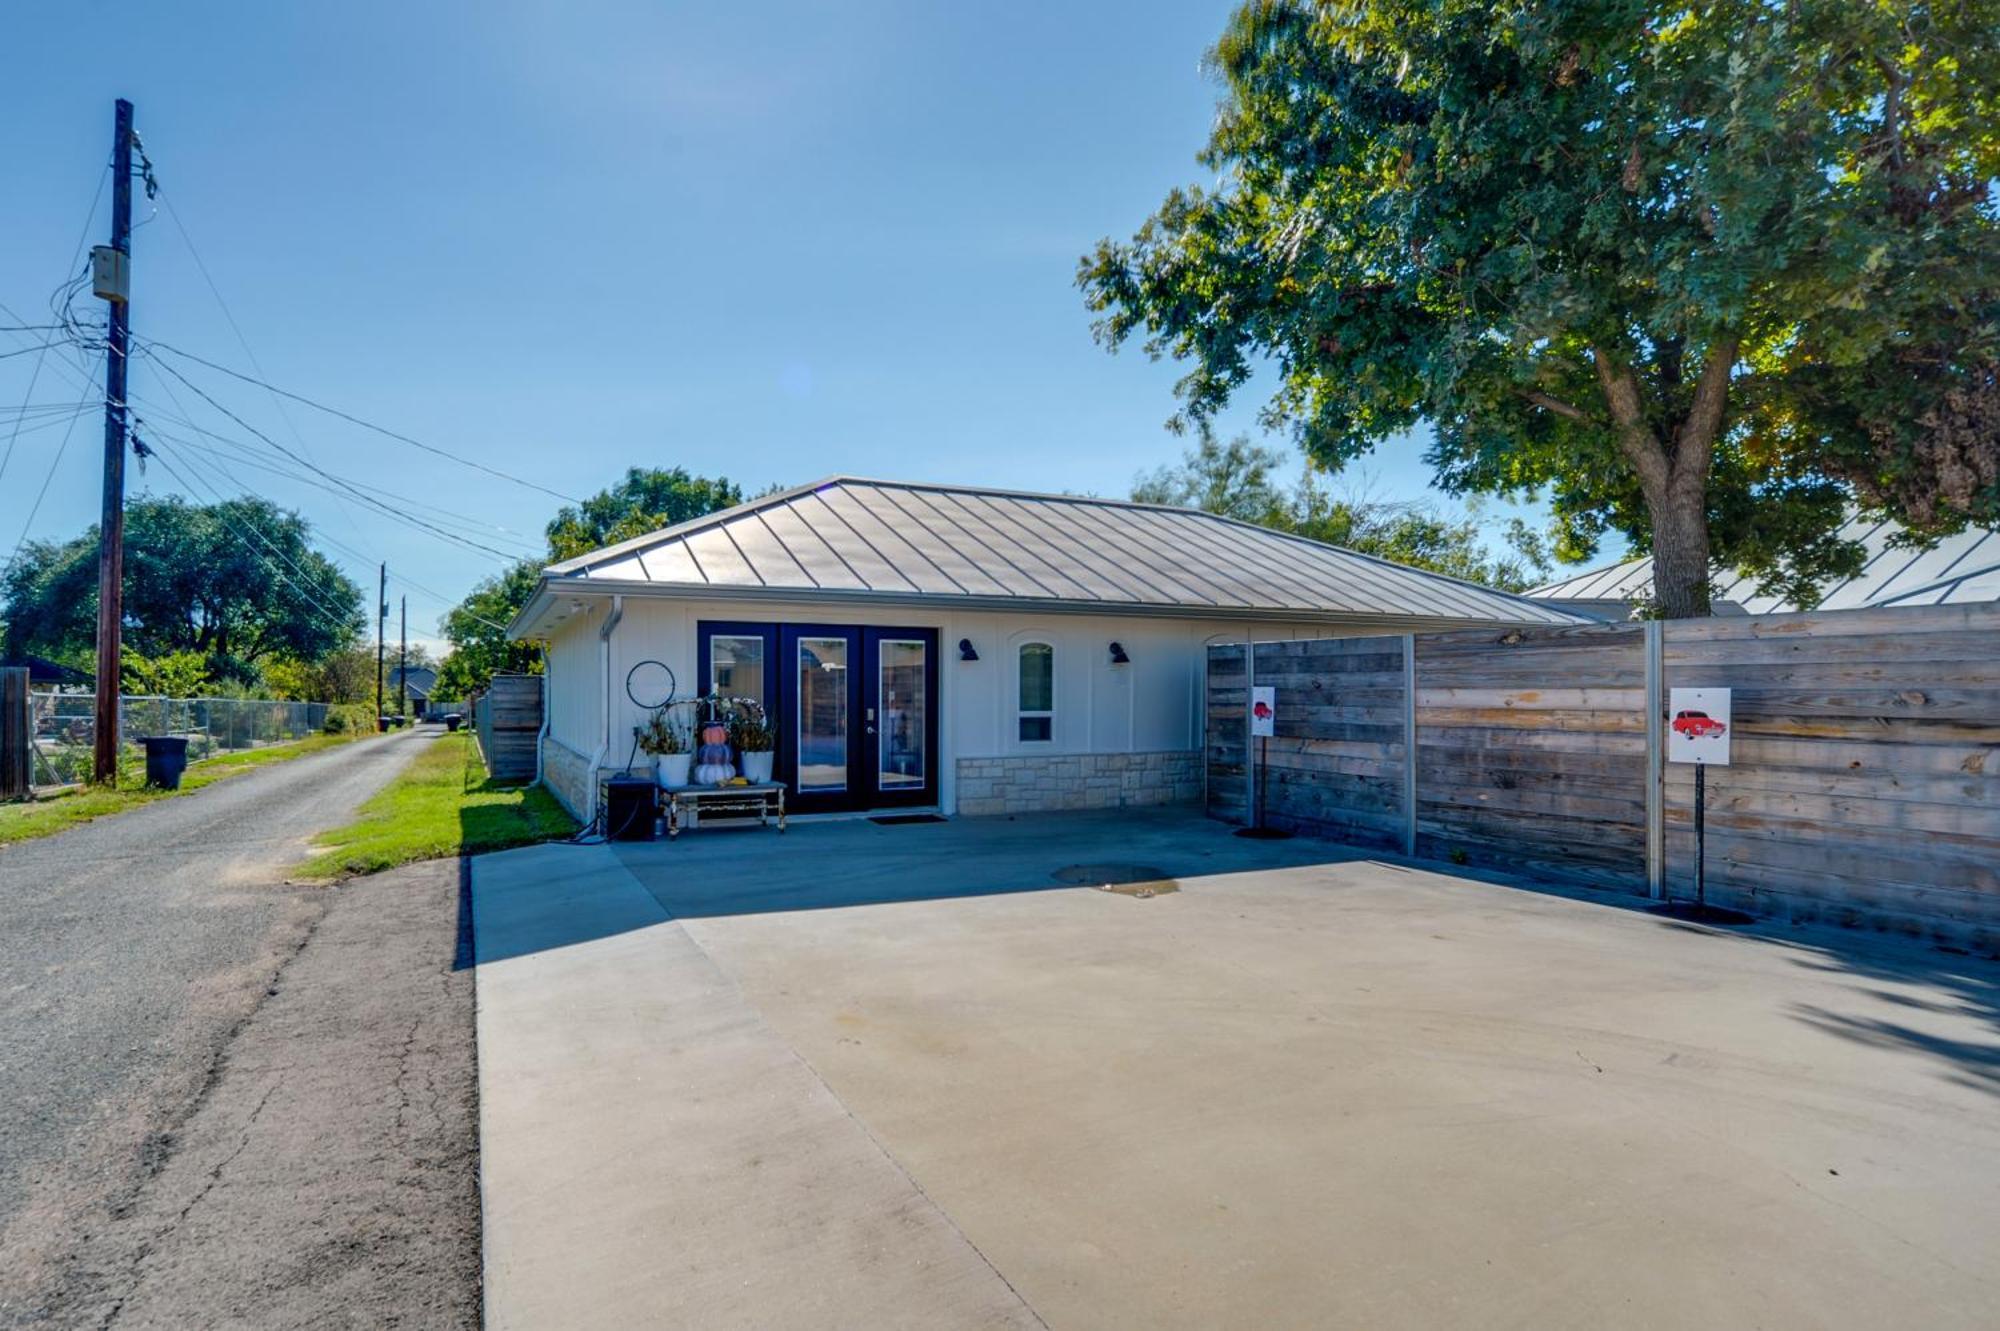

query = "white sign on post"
[
  {"left": 1667, "top": 687, "right": 1731, "bottom": 765},
  {"left": 1250, "top": 686, "right": 1275, "bottom": 738}
]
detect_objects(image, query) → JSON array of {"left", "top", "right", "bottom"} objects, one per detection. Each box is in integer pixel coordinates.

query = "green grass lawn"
[
  {"left": 296, "top": 730, "right": 576, "bottom": 879},
  {"left": 0, "top": 730, "right": 369, "bottom": 847}
]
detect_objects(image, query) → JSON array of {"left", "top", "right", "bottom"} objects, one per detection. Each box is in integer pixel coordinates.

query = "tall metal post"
[
  {"left": 1644, "top": 620, "right": 1665, "bottom": 898},
  {"left": 92, "top": 98, "right": 134, "bottom": 784},
  {"left": 398, "top": 595, "right": 408, "bottom": 717},
  {"left": 376, "top": 563, "right": 386, "bottom": 727}
]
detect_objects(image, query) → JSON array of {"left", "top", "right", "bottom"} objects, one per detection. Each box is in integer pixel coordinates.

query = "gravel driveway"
[{"left": 0, "top": 725, "right": 479, "bottom": 1327}]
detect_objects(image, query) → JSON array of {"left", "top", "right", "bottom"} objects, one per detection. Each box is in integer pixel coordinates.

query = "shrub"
[{"left": 323, "top": 703, "right": 376, "bottom": 735}]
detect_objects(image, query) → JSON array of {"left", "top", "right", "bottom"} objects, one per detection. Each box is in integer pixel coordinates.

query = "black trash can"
[
  {"left": 444, "top": 713, "right": 463, "bottom": 733},
  {"left": 140, "top": 735, "right": 191, "bottom": 790}
]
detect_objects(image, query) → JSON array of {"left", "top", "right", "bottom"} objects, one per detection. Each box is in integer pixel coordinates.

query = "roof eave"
[{"left": 509, "top": 573, "right": 1585, "bottom": 636}]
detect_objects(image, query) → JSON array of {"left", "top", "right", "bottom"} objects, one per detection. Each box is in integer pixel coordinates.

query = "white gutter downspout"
[
  {"left": 532, "top": 639, "right": 551, "bottom": 789},
  {"left": 584, "top": 595, "right": 624, "bottom": 829}
]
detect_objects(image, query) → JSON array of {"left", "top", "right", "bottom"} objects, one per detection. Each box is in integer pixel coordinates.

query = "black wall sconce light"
[
  {"left": 1109, "top": 641, "right": 1130, "bottom": 665},
  {"left": 958, "top": 638, "right": 979, "bottom": 662}
]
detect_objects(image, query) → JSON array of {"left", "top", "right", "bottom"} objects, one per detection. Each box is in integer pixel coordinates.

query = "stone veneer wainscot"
[{"left": 954, "top": 751, "right": 1202, "bottom": 817}]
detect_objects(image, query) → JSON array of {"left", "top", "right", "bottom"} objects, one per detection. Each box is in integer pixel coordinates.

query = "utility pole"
[
  {"left": 92, "top": 99, "right": 134, "bottom": 784},
  {"left": 398, "top": 596, "right": 408, "bottom": 718},
  {"left": 375, "top": 563, "right": 386, "bottom": 728}
]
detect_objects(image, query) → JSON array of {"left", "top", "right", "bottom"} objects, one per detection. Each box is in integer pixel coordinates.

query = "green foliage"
[
  {"left": 726, "top": 699, "right": 775, "bottom": 753},
  {"left": 2, "top": 495, "right": 364, "bottom": 674},
  {"left": 262, "top": 646, "right": 381, "bottom": 705},
  {"left": 120, "top": 648, "right": 211, "bottom": 698},
  {"left": 545, "top": 467, "right": 744, "bottom": 561},
  {"left": 1081, "top": 0, "right": 2000, "bottom": 614},
  {"left": 322, "top": 702, "right": 377, "bottom": 735},
  {"left": 435, "top": 560, "right": 546, "bottom": 700},
  {"left": 294, "top": 731, "right": 578, "bottom": 879},
  {"left": 1134, "top": 428, "right": 1551, "bottom": 591},
  {"left": 438, "top": 468, "right": 749, "bottom": 698}
]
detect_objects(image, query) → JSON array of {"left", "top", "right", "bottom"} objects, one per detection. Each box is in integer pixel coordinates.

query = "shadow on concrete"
[
  {"left": 1783, "top": 949, "right": 2000, "bottom": 1097},
  {"left": 463, "top": 840, "right": 683, "bottom": 968},
  {"left": 463, "top": 808, "right": 1357, "bottom": 967},
  {"left": 610, "top": 806, "right": 1358, "bottom": 922},
  {"left": 1348, "top": 840, "right": 2000, "bottom": 1098}
]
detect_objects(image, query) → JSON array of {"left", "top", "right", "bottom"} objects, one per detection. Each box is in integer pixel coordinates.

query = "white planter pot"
[
  {"left": 655, "top": 753, "right": 692, "bottom": 788},
  {"left": 741, "top": 750, "right": 775, "bottom": 784}
]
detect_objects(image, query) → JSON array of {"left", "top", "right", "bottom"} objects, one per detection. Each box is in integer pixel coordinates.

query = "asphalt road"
[{"left": 0, "top": 725, "right": 433, "bottom": 1319}]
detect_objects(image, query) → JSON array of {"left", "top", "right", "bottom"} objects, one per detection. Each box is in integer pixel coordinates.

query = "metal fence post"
[
  {"left": 1644, "top": 619, "right": 1665, "bottom": 899},
  {"left": 1402, "top": 633, "right": 1418, "bottom": 856},
  {"left": 1243, "top": 629, "right": 1257, "bottom": 826}
]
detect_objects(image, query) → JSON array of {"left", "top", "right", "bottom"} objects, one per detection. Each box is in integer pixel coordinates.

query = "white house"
[{"left": 507, "top": 476, "right": 1583, "bottom": 824}]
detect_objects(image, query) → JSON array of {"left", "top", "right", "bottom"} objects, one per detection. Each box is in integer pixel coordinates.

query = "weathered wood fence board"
[
  {"left": 471, "top": 673, "right": 543, "bottom": 782},
  {"left": 1, "top": 668, "right": 28, "bottom": 800},
  {"left": 1658, "top": 603, "right": 2000, "bottom": 947},
  {"left": 1206, "top": 602, "right": 2000, "bottom": 956}
]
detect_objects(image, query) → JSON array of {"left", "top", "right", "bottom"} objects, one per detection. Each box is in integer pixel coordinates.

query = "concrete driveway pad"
[{"left": 473, "top": 809, "right": 2000, "bottom": 1330}]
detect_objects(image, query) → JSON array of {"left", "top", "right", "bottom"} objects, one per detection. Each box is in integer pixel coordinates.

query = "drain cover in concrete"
[{"left": 1051, "top": 863, "right": 1179, "bottom": 896}]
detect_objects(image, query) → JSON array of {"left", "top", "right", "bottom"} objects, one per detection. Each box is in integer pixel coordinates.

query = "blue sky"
[{"left": 2, "top": 1, "right": 1552, "bottom": 647}]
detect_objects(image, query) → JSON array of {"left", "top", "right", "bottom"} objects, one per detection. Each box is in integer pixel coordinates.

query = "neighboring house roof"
[
  {"left": 388, "top": 665, "right": 437, "bottom": 696},
  {"left": 512, "top": 476, "right": 1583, "bottom": 636},
  {"left": 0, "top": 653, "right": 93, "bottom": 687},
  {"left": 1530, "top": 518, "right": 2000, "bottom": 615}
]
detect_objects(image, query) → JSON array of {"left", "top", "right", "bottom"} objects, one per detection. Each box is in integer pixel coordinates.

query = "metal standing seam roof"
[
  {"left": 534, "top": 476, "right": 1583, "bottom": 626},
  {"left": 1529, "top": 518, "right": 2000, "bottom": 613}
]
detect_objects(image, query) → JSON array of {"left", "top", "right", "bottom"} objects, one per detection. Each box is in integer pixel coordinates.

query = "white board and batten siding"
[{"left": 544, "top": 594, "right": 1348, "bottom": 815}]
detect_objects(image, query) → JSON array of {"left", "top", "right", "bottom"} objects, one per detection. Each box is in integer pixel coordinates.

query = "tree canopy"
[
  {"left": 1, "top": 495, "right": 363, "bottom": 684},
  {"left": 1134, "top": 428, "right": 1550, "bottom": 590},
  {"left": 433, "top": 560, "right": 547, "bottom": 701},
  {"left": 545, "top": 467, "right": 744, "bottom": 561},
  {"left": 436, "top": 467, "right": 749, "bottom": 697},
  {"left": 1081, "top": 0, "right": 2000, "bottom": 615}
]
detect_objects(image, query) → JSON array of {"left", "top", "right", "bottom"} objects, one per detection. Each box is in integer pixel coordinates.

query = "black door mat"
[{"left": 869, "top": 813, "right": 949, "bottom": 825}]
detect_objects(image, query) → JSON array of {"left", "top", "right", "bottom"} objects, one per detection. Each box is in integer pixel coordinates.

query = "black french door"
[{"left": 700, "top": 622, "right": 938, "bottom": 813}]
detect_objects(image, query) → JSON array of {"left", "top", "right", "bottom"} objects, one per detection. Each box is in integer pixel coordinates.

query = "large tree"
[
  {"left": 1081, "top": 0, "right": 2000, "bottom": 616},
  {"left": 1135, "top": 428, "right": 1551, "bottom": 590},
  {"left": 545, "top": 467, "right": 744, "bottom": 561},
  {"left": 2, "top": 495, "right": 363, "bottom": 682},
  {"left": 436, "top": 466, "right": 750, "bottom": 696}
]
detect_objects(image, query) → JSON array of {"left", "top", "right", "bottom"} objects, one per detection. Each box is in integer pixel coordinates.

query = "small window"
[{"left": 1018, "top": 642, "right": 1053, "bottom": 742}]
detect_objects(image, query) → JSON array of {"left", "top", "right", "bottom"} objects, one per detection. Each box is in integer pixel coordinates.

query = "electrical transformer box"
[{"left": 91, "top": 245, "right": 129, "bottom": 303}]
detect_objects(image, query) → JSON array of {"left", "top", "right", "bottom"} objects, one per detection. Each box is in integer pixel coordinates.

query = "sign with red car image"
[
  {"left": 1250, "top": 686, "right": 1275, "bottom": 738},
  {"left": 1668, "top": 687, "right": 1731, "bottom": 766}
]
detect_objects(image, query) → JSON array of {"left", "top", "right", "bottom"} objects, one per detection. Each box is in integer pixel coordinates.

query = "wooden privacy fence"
[
  {"left": 2, "top": 668, "right": 28, "bottom": 800},
  {"left": 1207, "top": 602, "right": 2000, "bottom": 955},
  {"left": 471, "top": 673, "right": 543, "bottom": 782}
]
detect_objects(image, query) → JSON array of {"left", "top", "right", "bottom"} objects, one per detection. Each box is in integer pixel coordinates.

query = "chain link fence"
[{"left": 29, "top": 693, "right": 329, "bottom": 790}]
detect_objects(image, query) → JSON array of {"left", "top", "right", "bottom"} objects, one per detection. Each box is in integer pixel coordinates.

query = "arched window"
[{"left": 1017, "top": 641, "right": 1053, "bottom": 742}]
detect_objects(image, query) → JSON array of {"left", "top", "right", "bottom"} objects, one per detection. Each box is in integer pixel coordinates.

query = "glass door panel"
[
  {"left": 796, "top": 636, "right": 850, "bottom": 792},
  {"left": 709, "top": 634, "right": 767, "bottom": 713},
  {"left": 877, "top": 639, "right": 927, "bottom": 791}
]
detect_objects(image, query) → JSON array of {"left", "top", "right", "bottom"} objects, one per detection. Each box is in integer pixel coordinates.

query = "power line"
[
  {"left": 2, "top": 379, "right": 94, "bottom": 578},
  {"left": 141, "top": 434, "right": 363, "bottom": 633},
  {"left": 139, "top": 337, "right": 580, "bottom": 503},
  {"left": 141, "top": 351, "right": 532, "bottom": 563},
  {"left": 130, "top": 401, "right": 546, "bottom": 553},
  {"left": 0, "top": 165, "right": 106, "bottom": 491},
  {"left": 155, "top": 186, "right": 375, "bottom": 544}
]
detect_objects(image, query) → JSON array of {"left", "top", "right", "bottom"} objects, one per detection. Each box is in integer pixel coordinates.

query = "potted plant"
[
  {"left": 731, "top": 700, "right": 776, "bottom": 784},
  {"left": 637, "top": 709, "right": 691, "bottom": 788}
]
